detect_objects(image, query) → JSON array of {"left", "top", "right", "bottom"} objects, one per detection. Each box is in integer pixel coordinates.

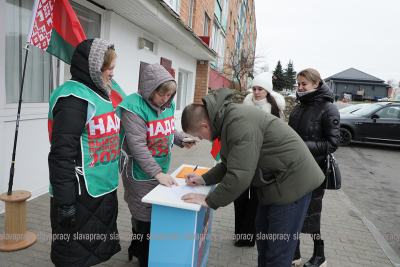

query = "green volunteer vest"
[
  {"left": 48, "top": 80, "right": 122, "bottom": 197},
  {"left": 116, "top": 93, "right": 175, "bottom": 181}
]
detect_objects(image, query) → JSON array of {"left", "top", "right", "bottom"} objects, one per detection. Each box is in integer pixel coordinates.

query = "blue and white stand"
[{"left": 142, "top": 164, "right": 215, "bottom": 267}]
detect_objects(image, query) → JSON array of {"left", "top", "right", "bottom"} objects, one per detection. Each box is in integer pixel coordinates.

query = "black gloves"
[{"left": 58, "top": 205, "right": 76, "bottom": 227}]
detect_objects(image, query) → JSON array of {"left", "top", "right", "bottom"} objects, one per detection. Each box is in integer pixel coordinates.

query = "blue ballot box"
[{"left": 142, "top": 164, "right": 215, "bottom": 267}]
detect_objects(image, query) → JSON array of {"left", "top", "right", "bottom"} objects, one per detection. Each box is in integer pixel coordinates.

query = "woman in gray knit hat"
[{"left": 48, "top": 38, "right": 126, "bottom": 267}]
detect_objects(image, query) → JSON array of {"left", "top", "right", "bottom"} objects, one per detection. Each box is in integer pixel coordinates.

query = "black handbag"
[{"left": 322, "top": 143, "right": 341, "bottom": 190}]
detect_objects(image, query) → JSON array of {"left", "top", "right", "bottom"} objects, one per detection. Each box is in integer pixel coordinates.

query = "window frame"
[
  {"left": 60, "top": 0, "right": 105, "bottom": 87},
  {"left": 4, "top": 0, "right": 105, "bottom": 110},
  {"left": 203, "top": 13, "right": 210, "bottom": 36},
  {"left": 188, "top": 0, "right": 194, "bottom": 28},
  {"left": 174, "top": 69, "right": 193, "bottom": 119}
]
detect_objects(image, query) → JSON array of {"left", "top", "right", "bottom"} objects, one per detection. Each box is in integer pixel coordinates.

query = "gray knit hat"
[{"left": 88, "top": 38, "right": 115, "bottom": 96}]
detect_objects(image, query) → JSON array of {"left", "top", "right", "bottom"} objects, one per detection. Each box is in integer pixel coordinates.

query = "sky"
[{"left": 254, "top": 0, "right": 400, "bottom": 85}]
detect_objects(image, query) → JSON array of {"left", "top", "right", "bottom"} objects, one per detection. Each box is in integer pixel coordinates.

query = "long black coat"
[
  {"left": 288, "top": 81, "right": 340, "bottom": 234},
  {"left": 48, "top": 39, "right": 120, "bottom": 267}
]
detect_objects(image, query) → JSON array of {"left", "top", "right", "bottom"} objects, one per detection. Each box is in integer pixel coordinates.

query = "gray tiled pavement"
[{"left": 0, "top": 133, "right": 398, "bottom": 266}]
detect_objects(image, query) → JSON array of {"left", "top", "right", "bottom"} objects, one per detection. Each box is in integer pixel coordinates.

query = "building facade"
[
  {"left": 325, "top": 68, "right": 390, "bottom": 101},
  {"left": 0, "top": 0, "right": 216, "bottom": 211},
  {"left": 179, "top": 0, "right": 257, "bottom": 100}
]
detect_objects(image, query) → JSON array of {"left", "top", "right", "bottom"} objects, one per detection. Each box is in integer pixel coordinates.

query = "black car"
[{"left": 339, "top": 102, "right": 400, "bottom": 146}]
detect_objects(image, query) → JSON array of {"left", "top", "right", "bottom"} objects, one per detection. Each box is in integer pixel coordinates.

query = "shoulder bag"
[{"left": 322, "top": 142, "right": 341, "bottom": 190}]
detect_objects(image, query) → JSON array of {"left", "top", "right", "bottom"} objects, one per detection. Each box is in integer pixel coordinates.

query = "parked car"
[
  {"left": 339, "top": 103, "right": 370, "bottom": 114},
  {"left": 285, "top": 92, "right": 296, "bottom": 98},
  {"left": 339, "top": 102, "right": 400, "bottom": 146}
]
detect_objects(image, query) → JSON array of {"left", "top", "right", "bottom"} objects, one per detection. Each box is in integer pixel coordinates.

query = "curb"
[{"left": 337, "top": 190, "right": 400, "bottom": 267}]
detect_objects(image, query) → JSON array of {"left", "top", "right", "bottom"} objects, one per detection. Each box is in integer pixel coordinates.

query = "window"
[
  {"left": 6, "top": 0, "right": 53, "bottom": 103},
  {"left": 217, "top": 34, "right": 226, "bottom": 72},
  {"left": 164, "top": 0, "right": 180, "bottom": 14},
  {"left": 372, "top": 86, "right": 375, "bottom": 91},
  {"left": 344, "top": 85, "right": 348, "bottom": 90},
  {"left": 203, "top": 14, "right": 210, "bottom": 36},
  {"left": 188, "top": 0, "right": 194, "bottom": 28},
  {"left": 176, "top": 71, "right": 189, "bottom": 110},
  {"left": 376, "top": 106, "right": 400, "bottom": 119},
  {"left": 63, "top": 1, "right": 102, "bottom": 83},
  {"left": 212, "top": 20, "right": 220, "bottom": 52},
  {"left": 143, "top": 38, "right": 154, "bottom": 52}
]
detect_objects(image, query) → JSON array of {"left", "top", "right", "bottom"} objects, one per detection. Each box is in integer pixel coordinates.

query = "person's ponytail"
[{"left": 267, "top": 94, "right": 280, "bottom": 118}]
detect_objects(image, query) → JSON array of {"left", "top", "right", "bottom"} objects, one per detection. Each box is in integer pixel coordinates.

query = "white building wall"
[
  {"left": 0, "top": 3, "right": 197, "bottom": 212},
  {"left": 108, "top": 11, "right": 197, "bottom": 124}
]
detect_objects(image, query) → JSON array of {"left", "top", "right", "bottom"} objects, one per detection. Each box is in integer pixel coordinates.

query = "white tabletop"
[{"left": 142, "top": 164, "right": 213, "bottom": 211}]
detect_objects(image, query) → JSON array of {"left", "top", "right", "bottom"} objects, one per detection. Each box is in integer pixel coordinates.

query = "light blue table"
[{"left": 142, "top": 164, "right": 215, "bottom": 267}]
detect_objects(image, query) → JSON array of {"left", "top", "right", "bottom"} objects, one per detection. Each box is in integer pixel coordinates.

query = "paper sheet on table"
[{"left": 168, "top": 184, "right": 199, "bottom": 199}]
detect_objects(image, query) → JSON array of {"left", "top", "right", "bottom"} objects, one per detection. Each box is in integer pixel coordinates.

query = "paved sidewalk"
[{"left": 0, "top": 136, "right": 398, "bottom": 266}]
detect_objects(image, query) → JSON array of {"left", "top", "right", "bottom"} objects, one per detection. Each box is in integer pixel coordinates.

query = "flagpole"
[{"left": 7, "top": 44, "right": 30, "bottom": 195}]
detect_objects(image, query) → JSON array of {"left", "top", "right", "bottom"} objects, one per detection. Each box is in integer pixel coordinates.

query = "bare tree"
[
  {"left": 222, "top": 50, "right": 265, "bottom": 92},
  {"left": 386, "top": 79, "right": 398, "bottom": 89}
]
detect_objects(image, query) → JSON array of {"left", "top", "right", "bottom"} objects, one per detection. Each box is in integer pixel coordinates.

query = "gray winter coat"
[
  {"left": 120, "top": 64, "right": 186, "bottom": 222},
  {"left": 201, "top": 88, "right": 325, "bottom": 209}
]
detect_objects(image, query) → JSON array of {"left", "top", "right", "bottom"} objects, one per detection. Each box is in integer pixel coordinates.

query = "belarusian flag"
[
  {"left": 210, "top": 137, "right": 221, "bottom": 162},
  {"left": 27, "top": 0, "right": 86, "bottom": 65}
]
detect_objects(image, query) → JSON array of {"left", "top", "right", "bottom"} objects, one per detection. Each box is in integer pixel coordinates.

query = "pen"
[
  {"left": 190, "top": 165, "right": 198, "bottom": 178},
  {"left": 187, "top": 165, "right": 198, "bottom": 185}
]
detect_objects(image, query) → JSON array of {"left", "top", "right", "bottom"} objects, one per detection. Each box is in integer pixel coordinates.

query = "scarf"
[
  {"left": 252, "top": 97, "right": 268, "bottom": 109},
  {"left": 297, "top": 89, "right": 318, "bottom": 98}
]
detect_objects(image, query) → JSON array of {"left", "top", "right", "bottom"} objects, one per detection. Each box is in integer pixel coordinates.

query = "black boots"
[
  {"left": 292, "top": 240, "right": 301, "bottom": 266},
  {"left": 128, "top": 227, "right": 149, "bottom": 267},
  {"left": 304, "top": 241, "right": 327, "bottom": 267}
]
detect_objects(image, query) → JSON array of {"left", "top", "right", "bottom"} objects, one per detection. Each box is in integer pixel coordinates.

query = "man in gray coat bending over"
[{"left": 181, "top": 88, "right": 325, "bottom": 267}]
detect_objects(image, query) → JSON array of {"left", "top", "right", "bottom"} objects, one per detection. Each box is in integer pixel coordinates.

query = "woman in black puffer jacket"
[
  {"left": 288, "top": 68, "right": 340, "bottom": 267},
  {"left": 48, "top": 39, "right": 123, "bottom": 267}
]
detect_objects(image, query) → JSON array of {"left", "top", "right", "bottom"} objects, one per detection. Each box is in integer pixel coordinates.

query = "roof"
[
  {"left": 325, "top": 68, "right": 385, "bottom": 83},
  {"left": 330, "top": 80, "right": 389, "bottom": 87},
  {"left": 92, "top": 0, "right": 217, "bottom": 61}
]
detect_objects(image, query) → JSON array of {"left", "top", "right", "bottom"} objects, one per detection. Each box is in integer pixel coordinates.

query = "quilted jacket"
[
  {"left": 200, "top": 88, "right": 325, "bottom": 209},
  {"left": 48, "top": 39, "right": 120, "bottom": 267},
  {"left": 120, "top": 63, "right": 186, "bottom": 223},
  {"left": 288, "top": 80, "right": 340, "bottom": 233}
]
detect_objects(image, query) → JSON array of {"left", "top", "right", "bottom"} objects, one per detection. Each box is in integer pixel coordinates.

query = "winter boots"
[
  {"left": 304, "top": 241, "right": 327, "bottom": 267},
  {"left": 128, "top": 227, "right": 149, "bottom": 267},
  {"left": 292, "top": 240, "right": 327, "bottom": 267},
  {"left": 292, "top": 240, "right": 301, "bottom": 266}
]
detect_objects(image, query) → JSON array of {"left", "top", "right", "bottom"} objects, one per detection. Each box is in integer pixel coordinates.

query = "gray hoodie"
[{"left": 120, "top": 63, "right": 186, "bottom": 222}]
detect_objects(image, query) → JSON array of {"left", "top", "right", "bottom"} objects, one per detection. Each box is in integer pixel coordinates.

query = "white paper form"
[{"left": 168, "top": 184, "right": 199, "bottom": 199}]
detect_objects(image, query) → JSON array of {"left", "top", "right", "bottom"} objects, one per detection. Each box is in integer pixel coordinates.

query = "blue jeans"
[{"left": 255, "top": 192, "right": 312, "bottom": 267}]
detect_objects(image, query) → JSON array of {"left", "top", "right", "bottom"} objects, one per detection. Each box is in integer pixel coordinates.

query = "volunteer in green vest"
[
  {"left": 116, "top": 63, "right": 195, "bottom": 267},
  {"left": 48, "top": 38, "right": 126, "bottom": 267}
]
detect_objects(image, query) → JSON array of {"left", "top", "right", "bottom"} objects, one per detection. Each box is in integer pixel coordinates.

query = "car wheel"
[{"left": 340, "top": 128, "right": 352, "bottom": 146}]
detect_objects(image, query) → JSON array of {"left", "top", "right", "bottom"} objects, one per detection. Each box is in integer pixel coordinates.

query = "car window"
[
  {"left": 352, "top": 104, "right": 382, "bottom": 116},
  {"left": 376, "top": 106, "right": 400, "bottom": 119},
  {"left": 339, "top": 106, "right": 359, "bottom": 113}
]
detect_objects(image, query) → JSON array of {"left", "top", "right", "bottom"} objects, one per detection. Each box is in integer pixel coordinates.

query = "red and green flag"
[
  {"left": 210, "top": 137, "right": 221, "bottom": 162},
  {"left": 27, "top": 0, "right": 86, "bottom": 65}
]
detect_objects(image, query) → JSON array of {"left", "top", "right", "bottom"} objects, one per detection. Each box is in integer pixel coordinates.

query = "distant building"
[{"left": 325, "top": 68, "right": 389, "bottom": 100}]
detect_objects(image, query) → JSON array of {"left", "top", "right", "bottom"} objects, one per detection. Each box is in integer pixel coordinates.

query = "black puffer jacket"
[
  {"left": 48, "top": 39, "right": 121, "bottom": 267},
  {"left": 288, "top": 80, "right": 340, "bottom": 234}
]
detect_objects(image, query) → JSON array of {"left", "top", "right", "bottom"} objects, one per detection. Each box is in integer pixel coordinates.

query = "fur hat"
[{"left": 251, "top": 72, "right": 273, "bottom": 94}]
